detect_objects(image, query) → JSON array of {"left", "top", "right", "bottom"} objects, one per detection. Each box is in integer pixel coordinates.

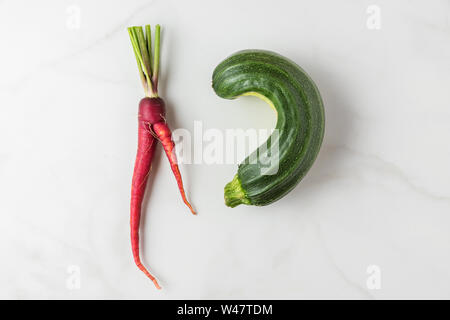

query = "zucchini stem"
[{"left": 224, "top": 174, "right": 251, "bottom": 207}]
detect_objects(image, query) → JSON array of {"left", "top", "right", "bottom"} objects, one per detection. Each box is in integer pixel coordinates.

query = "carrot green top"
[{"left": 128, "top": 25, "right": 161, "bottom": 97}]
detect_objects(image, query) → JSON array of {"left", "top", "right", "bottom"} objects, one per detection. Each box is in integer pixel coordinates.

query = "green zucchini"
[{"left": 212, "top": 50, "right": 325, "bottom": 207}]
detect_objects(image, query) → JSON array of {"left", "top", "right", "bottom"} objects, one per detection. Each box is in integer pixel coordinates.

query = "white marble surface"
[{"left": 1, "top": 0, "right": 450, "bottom": 299}]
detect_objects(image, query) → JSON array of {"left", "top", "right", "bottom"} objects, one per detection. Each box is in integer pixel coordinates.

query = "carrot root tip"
[
  {"left": 186, "top": 202, "right": 196, "bottom": 215},
  {"left": 153, "top": 279, "right": 162, "bottom": 290}
]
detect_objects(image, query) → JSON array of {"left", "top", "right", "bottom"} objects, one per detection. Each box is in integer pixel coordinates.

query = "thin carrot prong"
[{"left": 153, "top": 122, "right": 196, "bottom": 215}]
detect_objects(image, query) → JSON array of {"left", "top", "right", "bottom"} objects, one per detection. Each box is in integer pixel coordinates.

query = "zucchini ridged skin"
[{"left": 212, "top": 50, "right": 325, "bottom": 207}]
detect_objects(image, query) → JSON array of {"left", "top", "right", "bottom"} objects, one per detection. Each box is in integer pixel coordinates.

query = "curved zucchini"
[{"left": 212, "top": 50, "right": 325, "bottom": 207}]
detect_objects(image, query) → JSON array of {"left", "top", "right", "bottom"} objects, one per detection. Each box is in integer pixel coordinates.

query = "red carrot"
[{"left": 128, "top": 25, "right": 195, "bottom": 289}]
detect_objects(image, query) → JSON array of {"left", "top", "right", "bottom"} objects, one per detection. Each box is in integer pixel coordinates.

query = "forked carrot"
[{"left": 128, "top": 24, "right": 195, "bottom": 289}]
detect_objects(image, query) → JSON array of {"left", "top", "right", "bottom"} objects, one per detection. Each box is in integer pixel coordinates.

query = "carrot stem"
[
  {"left": 145, "top": 25, "right": 153, "bottom": 76},
  {"left": 128, "top": 28, "right": 148, "bottom": 96},
  {"left": 128, "top": 26, "right": 156, "bottom": 96},
  {"left": 152, "top": 25, "right": 161, "bottom": 91}
]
